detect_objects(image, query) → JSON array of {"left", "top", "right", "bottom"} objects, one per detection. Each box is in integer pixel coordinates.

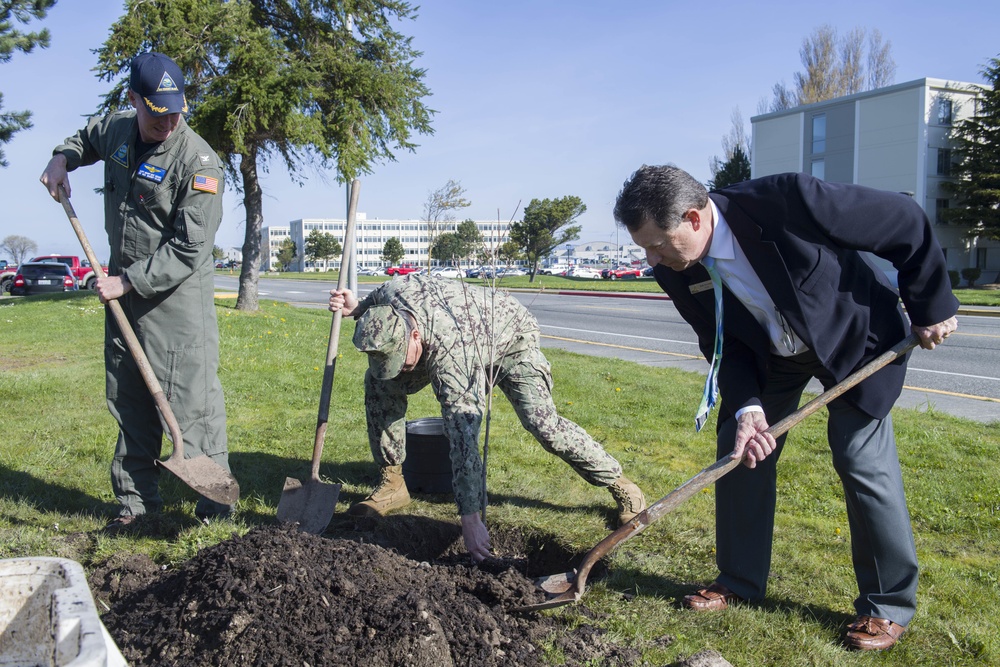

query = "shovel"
[
  {"left": 58, "top": 189, "right": 240, "bottom": 506},
  {"left": 276, "top": 179, "right": 361, "bottom": 532},
  {"left": 515, "top": 332, "right": 921, "bottom": 612}
]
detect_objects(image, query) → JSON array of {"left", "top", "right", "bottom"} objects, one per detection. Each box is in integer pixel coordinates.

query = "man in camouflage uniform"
[
  {"left": 329, "top": 274, "right": 646, "bottom": 560},
  {"left": 40, "top": 52, "right": 233, "bottom": 528}
]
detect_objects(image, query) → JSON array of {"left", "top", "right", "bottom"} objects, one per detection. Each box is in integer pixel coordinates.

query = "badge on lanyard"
[{"left": 138, "top": 162, "right": 165, "bottom": 183}]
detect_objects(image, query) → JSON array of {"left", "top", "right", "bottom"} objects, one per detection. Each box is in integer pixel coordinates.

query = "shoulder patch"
[
  {"left": 192, "top": 174, "right": 219, "bottom": 194},
  {"left": 137, "top": 162, "right": 166, "bottom": 183},
  {"left": 111, "top": 143, "right": 129, "bottom": 168}
]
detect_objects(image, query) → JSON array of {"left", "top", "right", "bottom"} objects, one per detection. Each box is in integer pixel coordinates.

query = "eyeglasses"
[{"left": 775, "top": 307, "right": 797, "bottom": 354}]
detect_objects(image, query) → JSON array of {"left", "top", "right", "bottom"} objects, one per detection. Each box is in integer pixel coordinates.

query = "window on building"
[
  {"left": 811, "top": 159, "right": 825, "bottom": 180},
  {"left": 936, "top": 198, "right": 950, "bottom": 224},
  {"left": 937, "top": 148, "right": 952, "bottom": 176},
  {"left": 937, "top": 98, "right": 953, "bottom": 125},
  {"left": 812, "top": 114, "right": 826, "bottom": 153}
]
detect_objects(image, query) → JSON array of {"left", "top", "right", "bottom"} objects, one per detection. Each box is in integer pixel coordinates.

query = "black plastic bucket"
[{"left": 403, "top": 417, "right": 453, "bottom": 494}]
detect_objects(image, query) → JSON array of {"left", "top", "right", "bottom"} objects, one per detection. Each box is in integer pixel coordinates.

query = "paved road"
[{"left": 216, "top": 276, "right": 1000, "bottom": 424}]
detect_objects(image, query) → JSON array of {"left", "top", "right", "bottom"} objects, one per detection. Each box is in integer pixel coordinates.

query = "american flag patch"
[{"left": 192, "top": 174, "right": 219, "bottom": 194}]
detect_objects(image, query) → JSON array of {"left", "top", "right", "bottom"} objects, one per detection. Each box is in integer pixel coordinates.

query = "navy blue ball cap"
[{"left": 129, "top": 52, "right": 188, "bottom": 116}]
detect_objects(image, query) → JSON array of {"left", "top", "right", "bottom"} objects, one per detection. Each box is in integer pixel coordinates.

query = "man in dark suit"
[{"left": 613, "top": 165, "right": 958, "bottom": 651}]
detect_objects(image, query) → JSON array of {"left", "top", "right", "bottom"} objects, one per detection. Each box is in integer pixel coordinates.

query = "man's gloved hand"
[{"left": 460, "top": 512, "right": 491, "bottom": 562}]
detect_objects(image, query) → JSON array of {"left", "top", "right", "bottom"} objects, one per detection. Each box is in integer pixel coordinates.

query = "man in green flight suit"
[
  {"left": 40, "top": 52, "right": 234, "bottom": 528},
  {"left": 329, "top": 274, "right": 646, "bottom": 561}
]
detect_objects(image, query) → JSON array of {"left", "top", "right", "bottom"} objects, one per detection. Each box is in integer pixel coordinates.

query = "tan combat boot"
[
  {"left": 608, "top": 476, "right": 646, "bottom": 525},
  {"left": 348, "top": 465, "right": 412, "bottom": 516}
]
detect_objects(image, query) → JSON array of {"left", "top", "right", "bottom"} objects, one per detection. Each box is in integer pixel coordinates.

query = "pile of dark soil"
[{"left": 90, "top": 522, "right": 639, "bottom": 666}]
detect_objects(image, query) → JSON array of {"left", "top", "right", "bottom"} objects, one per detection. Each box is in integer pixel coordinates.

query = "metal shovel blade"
[
  {"left": 157, "top": 455, "right": 240, "bottom": 506},
  {"left": 276, "top": 477, "right": 342, "bottom": 534}
]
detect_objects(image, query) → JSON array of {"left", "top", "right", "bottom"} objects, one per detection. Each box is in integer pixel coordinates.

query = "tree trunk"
[{"left": 236, "top": 147, "right": 263, "bottom": 312}]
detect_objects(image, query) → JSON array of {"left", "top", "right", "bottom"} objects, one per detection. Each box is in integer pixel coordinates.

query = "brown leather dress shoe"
[
  {"left": 682, "top": 582, "right": 743, "bottom": 611},
  {"left": 844, "top": 615, "right": 906, "bottom": 650}
]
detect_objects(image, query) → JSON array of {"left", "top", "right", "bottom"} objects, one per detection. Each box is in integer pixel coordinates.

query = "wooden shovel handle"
[
  {"left": 583, "top": 332, "right": 921, "bottom": 569},
  {"left": 310, "top": 179, "right": 360, "bottom": 482},
  {"left": 58, "top": 188, "right": 187, "bottom": 462}
]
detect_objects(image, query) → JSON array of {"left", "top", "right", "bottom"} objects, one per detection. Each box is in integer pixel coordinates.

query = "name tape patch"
[{"left": 137, "top": 162, "right": 165, "bottom": 183}]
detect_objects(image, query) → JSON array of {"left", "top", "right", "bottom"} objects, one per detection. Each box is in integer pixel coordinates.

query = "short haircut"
[{"left": 613, "top": 164, "right": 709, "bottom": 232}]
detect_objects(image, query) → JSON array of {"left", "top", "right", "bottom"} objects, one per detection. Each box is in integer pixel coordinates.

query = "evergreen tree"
[
  {"left": 0, "top": 0, "right": 56, "bottom": 166},
  {"left": 708, "top": 146, "right": 751, "bottom": 190},
  {"left": 942, "top": 55, "right": 1000, "bottom": 241},
  {"left": 97, "top": 0, "right": 433, "bottom": 310},
  {"left": 305, "top": 229, "right": 342, "bottom": 270},
  {"left": 276, "top": 237, "right": 297, "bottom": 271},
  {"left": 382, "top": 237, "right": 405, "bottom": 266}
]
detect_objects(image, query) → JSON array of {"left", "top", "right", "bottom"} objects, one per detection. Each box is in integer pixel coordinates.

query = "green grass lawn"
[{"left": 1, "top": 292, "right": 997, "bottom": 665}]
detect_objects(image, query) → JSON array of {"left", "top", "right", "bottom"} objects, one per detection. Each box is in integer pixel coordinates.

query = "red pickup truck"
[
  {"left": 29, "top": 255, "right": 108, "bottom": 291},
  {"left": 385, "top": 264, "right": 421, "bottom": 277},
  {"left": 0, "top": 261, "right": 17, "bottom": 294}
]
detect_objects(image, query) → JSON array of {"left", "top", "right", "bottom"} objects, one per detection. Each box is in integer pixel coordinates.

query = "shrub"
[
  {"left": 961, "top": 267, "right": 982, "bottom": 287},
  {"left": 948, "top": 270, "right": 960, "bottom": 289}
]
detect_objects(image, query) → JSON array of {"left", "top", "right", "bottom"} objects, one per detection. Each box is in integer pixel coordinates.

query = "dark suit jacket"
[{"left": 653, "top": 172, "right": 959, "bottom": 421}]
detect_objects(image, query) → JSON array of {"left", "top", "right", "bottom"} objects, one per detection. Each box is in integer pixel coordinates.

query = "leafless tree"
[
  {"left": 867, "top": 29, "right": 897, "bottom": 90},
  {"left": 1, "top": 234, "right": 38, "bottom": 264},
  {"left": 423, "top": 179, "right": 470, "bottom": 270},
  {"left": 766, "top": 24, "right": 897, "bottom": 110}
]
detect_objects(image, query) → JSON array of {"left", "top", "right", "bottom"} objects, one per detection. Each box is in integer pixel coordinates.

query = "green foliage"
[
  {"left": 510, "top": 196, "right": 585, "bottom": 280},
  {"left": 212, "top": 245, "right": 225, "bottom": 261},
  {"left": 942, "top": 54, "right": 1000, "bottom": 241},
  {"left": 430, "top": 220, "right": 482, "bottom": 265},
  {"left": 949, "top": 270, "right": 961, "bottom": 288},
  {"left": 276, "top": 237, "right": 296, "bottom": 271},
  {"left": 381, "top": 236, "right": 405, "bottom": 266},
  {"left": 304, "top": 229, "right": 342, "bottom": 268},
  {"left": 708, "top": 145, "right": 751, "bottom": 190},
  {"left": 1, "top": 293, "right": 998, "bottom": 665},
  {"left": 0, "top": 0, "right": 56, "bottom": 166}
]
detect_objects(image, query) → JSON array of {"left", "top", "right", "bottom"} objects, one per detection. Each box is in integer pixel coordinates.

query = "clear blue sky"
[{"left": 2, "top": 0, "right": 997, "bottom": 261}]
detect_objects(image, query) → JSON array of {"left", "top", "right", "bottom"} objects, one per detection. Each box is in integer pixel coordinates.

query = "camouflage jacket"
[{"left": 356, "top": 274, "right": 539, "bottom": 514}]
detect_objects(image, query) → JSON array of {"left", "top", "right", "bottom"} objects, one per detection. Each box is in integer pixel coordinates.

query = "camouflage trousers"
[{"left": 365, "top": 341, "right": 623, "bottom": 514}]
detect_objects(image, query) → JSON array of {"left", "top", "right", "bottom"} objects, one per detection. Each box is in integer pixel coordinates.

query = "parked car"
[
  {"left": 602, "top": 266, "right": 642, "bottom": 280},
  {"left": 564, "top": 266, "right": 602, "bottom": 279},
  {"left": 539, "top": 263, "right": 570, "bottom": 275},
  {"left": 643, "top": 266, "right": 655, "bottom": 277},
  {"left": 358, "top": 267, "right": 385, "bottom": 276},
  {"left": 10, "top": 262, "right": 79, "bottom": 296},
  {"left": 497, "top": 266, "right": 527, "bottom": 277},
  {"left": 430, "top": 267, "right": 462, "bottom": 278}
]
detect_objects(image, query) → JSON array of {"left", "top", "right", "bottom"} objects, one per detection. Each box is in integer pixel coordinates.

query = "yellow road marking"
[
  {"left": 901, "top": 385, "right": 1000, "bottom": 403},
  {"left": 541, "top": 334, "right": 702, "bottom": 360}
]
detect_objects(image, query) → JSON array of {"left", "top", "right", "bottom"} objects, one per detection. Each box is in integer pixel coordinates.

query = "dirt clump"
[{"left": 91, "top": 523, "right": 638, "bottom": 666}]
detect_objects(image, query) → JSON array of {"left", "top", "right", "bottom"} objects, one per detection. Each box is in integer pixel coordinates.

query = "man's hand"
[
  {"left": 40, "top": 154, "right": 70, "bottom": 201},
  {"left": 912, "top": 316, "right": 958, "bottom": 350},
  {"left": 95, "top": 275, "right": 132, "bottom": 304},
  {"left": 460, "top": 512, "right": 491, "bottom": 562},
  {"left": 328, "top": 288, "right": 359, "bottom": 317},
  {"left": 731, "top": 410, "right": 777, "bottom": 469}
]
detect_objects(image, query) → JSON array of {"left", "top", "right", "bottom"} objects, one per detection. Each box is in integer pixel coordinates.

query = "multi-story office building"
[
  {"left": 751, "top": 77, "right": 995, "bottom": 278},
  {"left": 261, "top": 214, "right": 513, "bottom": 272}
]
